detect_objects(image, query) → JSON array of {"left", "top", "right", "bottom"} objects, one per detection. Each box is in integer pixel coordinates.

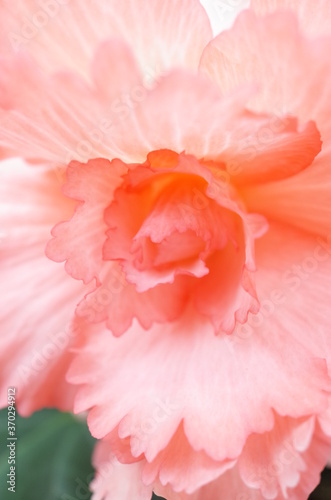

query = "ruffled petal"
[
  {"left": 242, "top": 222, "right": 331, "bottom": 378},
  {"left": 251, "top": 0, "right": 331, "bottom": 37},
  {"left": 76, "top": 262, "right": 187, "bottom": 337},
  {"left": 141, "top": 424, "right": 235, "bottom": 493},
  {"left": 0, "top": 50, "right": 138, "bottom": 164},
  {"left": 199, "top": 10, "right": 331, "bottom": 138},
  {"left": 200, "top": 9, "right": 331, "bottom": 239},
  {"left": 289, "top": 422, "right": 331, "bottom": 498},
  {"left": 90, "top": 416, "right": 331, "bottom": 499},
  {"left": 46, "top": 158, "right": 128, "bottom": 284},
  {"left": 242, "top": 151, "right": 331, "bottom": 239},
  {"left": 91, "top": 441, "right": 152, "bottom": 500},
  {"left": 192, "top": 240, "right": 259, "bottom": 333},
  {"left": 239, "top": 415, "right": 314, "bottom": 498},
  {"left": 1, "top": 45, "right": 322, "bottom": 185},
  {"left": 238, "top": 416, "right": 331, "bottom": 500},
  {"left": 68, "top": 310, "right": 330, "bottom": 479},
  {"left": 0, "top": 0, "right": 212, "bottom": 77},
  {"left": 0, "top": 158, "right": 87, "bottom": 414},
  {"left": 48, "top": 150, "right": 265, "bottom": 335}
]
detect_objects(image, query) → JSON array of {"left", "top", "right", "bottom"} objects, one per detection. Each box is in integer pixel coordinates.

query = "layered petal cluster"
[{"left": 1, "top": 1, "right": 331, "bottom": 499}]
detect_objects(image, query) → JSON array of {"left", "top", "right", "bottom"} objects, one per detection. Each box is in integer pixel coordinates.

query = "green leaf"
[{"left": 0, "top": 408, "right": 95, "bottom": 500}]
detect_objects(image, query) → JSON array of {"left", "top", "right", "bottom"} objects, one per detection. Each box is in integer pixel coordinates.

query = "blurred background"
[{"left": 0, "top": 409, "right": 330, "bottom": 499}]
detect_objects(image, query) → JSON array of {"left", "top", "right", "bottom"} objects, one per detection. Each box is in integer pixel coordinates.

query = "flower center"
[
  {"left": 102, "top": 149, "right": 266, "bottom": 332},
  {"left": 46, "top": 148, "right": 267, "bottom": 335}
]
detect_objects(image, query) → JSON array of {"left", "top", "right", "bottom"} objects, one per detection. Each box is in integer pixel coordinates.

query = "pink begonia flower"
[{"left": 1, "top": 0, "right": 331, "bottom": 498}]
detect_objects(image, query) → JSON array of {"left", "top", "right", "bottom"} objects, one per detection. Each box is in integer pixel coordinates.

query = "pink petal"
[
  {"left": 102, "top": 151, "right": 265, "bottom": 332},
  {"left": 289, "top": 422, "right": 331, "bottom": 498},
  {"left": 199, "top": 10, "right": 331, "bottom": 138},
  {"left": 0, "top": 159, "right": 87, "bottom": 414},
  {"left": 90, "top": 416, "right": 331, "bottom": 499},
  {"left": 0, "top": 51, "right": 138, "bottom": 164},
  {"left": 92, "top": 39, "right": 143, "bottom": 102},
  {"left": 199, "top": 9, "right": 331, "bottom": 237},
  {"left": 141, "top": 424, "right": 235, "bottom": 493},
  {"left": 0, "top": 0, "right": 212, "bottom": 77},
  {"left": 248, "top": 222, "right": 331, "bottom": 378},
  {"left": 68, "top": 310, "right": 330, "bottom": 478},
  {"left": 104, "top": 155, "right": 229, "bottom": 292},
  {"left": 238, "top": 416, "right": 331, "bottom": 499},
  {"left": 192, "top": 239, "right": 259, "bottom": 333},
  {"left": 53, "top": 150, "right": 263, "bottom": 335},
  {"left": 76, "top": 263, "right": 187, "bottom": 337},
  {"left": 251, "top": 0, "right": 331, "bottom": 37},
  {"left": 224, "top": 117, "right": 321, "bottom": 186},
  {"left": 1, "top": 47, "right": 321, "bottom": 185},
  {"left": 239, "top": 415, "right": 315, "bottom": 498},
  {"left": 123, "top": 71, "right": 321, "bottom": 181},
  {"left": 46, "top": 158, "right": 128, "bottom": 284},
  {"left": 242, "top": 149, "right": 331, "bottom": 240},
  {"left": 91, "top": 440, "right": 152, "bottom": 500},
  {"left": 204, "top": 419, "right": 331, "bottom": 499}
]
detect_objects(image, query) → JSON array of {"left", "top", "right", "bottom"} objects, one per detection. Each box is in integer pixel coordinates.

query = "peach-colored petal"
[
  {"left": 46, "top": 158, "right": 128, "bottom": 284},
  {"left": 95, "top": 425, "right": 236, "bottom": 495},
  {"left": 239, "top": 415, "right": 315, "bottom": 498},
  {"left": 0, "top": 55, "right": 235, "bottom": 163},
  {"left": 173, "top": 418, "right": 331, "bottom": 500},
  {"left": 224, "top": 117, "right": 321, "bottom": 186},
  {"left": 0, "top": 0, "right": 212, "bottom": 77},
  {"left": 251, "top": 0, "right": 331, "bottom": 37},
  {"left": 117, "top": 151, "right": 264, "bottom": 333},
  {"left": 1, "top": 47, "right": 322, "bottom": 188},
  {"left": 200, "top": 9, "right": 331, "bottom": 239},
  {"left": 91, "top": 415, "right": 331, "bottom": 499},
  {"left": 104, "top": 156, "right": 231, "bottom": 292},
  {"left": 193, "top": 240, "right": 259, "bottom": 333},
  {"left": 67, "top": 312, "right": 330, "bottom": 474},
  {"left": 0, "top": 53, "right": 246, "bottom": 163},
  {"left": 141, "top": 423, "right": 235, "bottom": 493},
  {"left": 91, "top": 441, "right": 152, "bottom": 500},
  {"left": 199, "top": 10, "right": 331, "bottom": 138},
  {"left": 48, "top": 151, "right": 265, "bottom": 335},
  {"left": 237, "top": 415, "right": 331, "bottom": 500},
  {"left": 242, "top": 152, "right": 331, "bottom": 240},
  {"left": 318, "top": 398, "right": 331, "bottom": 438},
  {"left": 288, "top": 422, "right": 331, "bottom": 498},
  {"left": 124, "top": 71, "right": 322, "bottom": 178},
  {"left": 250, "top": 222, "right": 331, "bottom": 378},
  {"left": 67, "top": 222, "right": 331, "bottom": 491},
  {"left": 156, "top": 467, "right": 264, "bottom": 500},
  {"left": 0, "top": 158, "right": 86, "bottom": 414},
  {"left": 91, "top": 39, "right": 143, "bottom": 102},
  {"left": 76, "top": 262, "right": 187, "bottom": 337},
  {"left": 0, "top": 51, "right": 128, "bottom": 164}
]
